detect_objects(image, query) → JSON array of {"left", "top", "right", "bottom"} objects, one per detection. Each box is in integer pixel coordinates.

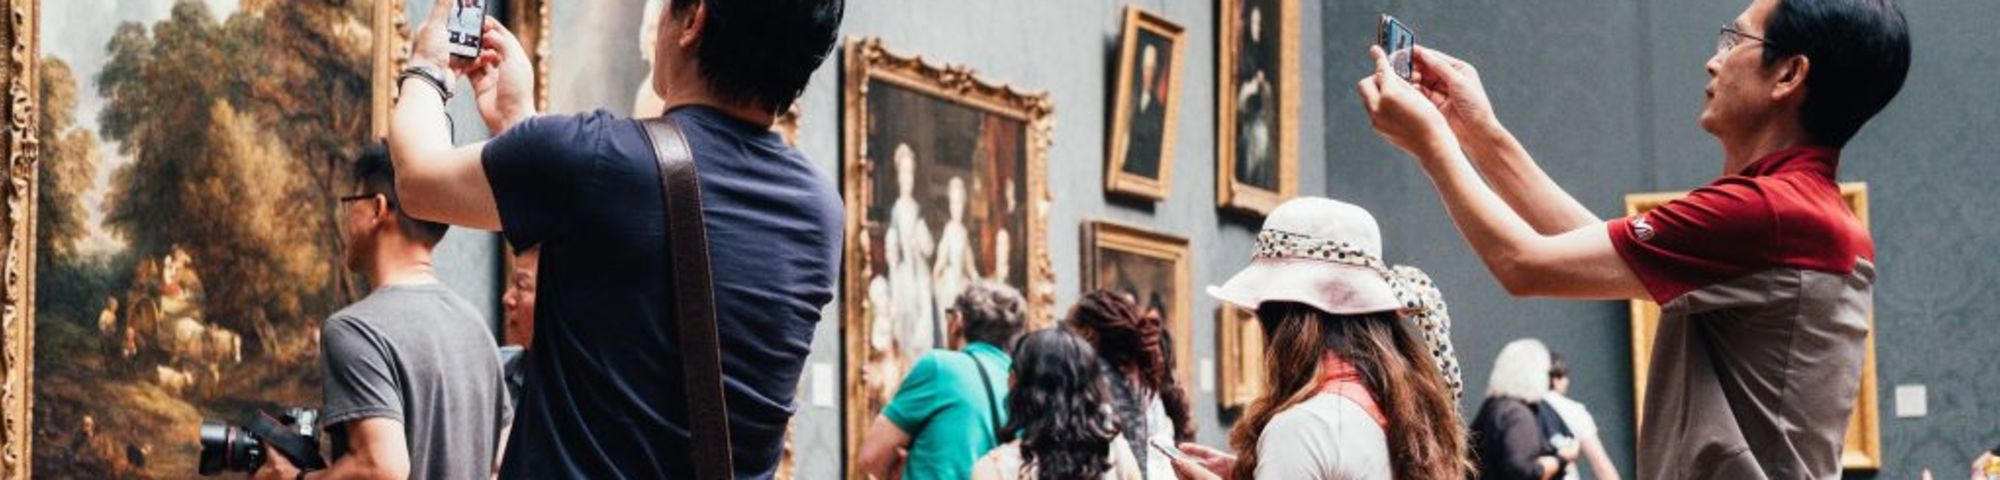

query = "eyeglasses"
[
  {"left": 339, "top": 192, "right": 392, "bottom": 208},
  {"left": 1717, "top": 25, "right": 1776, "bottom": 55}
]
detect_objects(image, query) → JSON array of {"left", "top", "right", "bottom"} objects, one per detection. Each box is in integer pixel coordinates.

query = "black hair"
[
  {"left": 1000, "top": 328, "right": 1121, "bottom": 480},
  {"left": 668, "top": 0, "right": 844, "bottom": 113},
  {"left": 353, "top": 142, "right": 449, "bottom": 247},
  {"left": 1761, "top": 0, "right": 1910, "bottom": 148},
  {"left": 954, "top": 281, "right": 1028, "bottom": 349},
  {"left": 1549, "top": 351, "right": 1569, "bottom": 382}
]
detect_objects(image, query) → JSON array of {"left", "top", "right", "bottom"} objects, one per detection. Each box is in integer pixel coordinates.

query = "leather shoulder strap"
[
  {"left": 965, "top": 350, "right": 1004, "bottom": 443},
  {"left": 638, "top": 116, "right": 734, "bottom": 479}
]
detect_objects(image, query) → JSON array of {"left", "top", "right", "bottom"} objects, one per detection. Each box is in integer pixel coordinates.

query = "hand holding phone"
[
  {"left": 1149, "top": 436, "right": 1194, "bottom": 463},
  {"left": 1378, "top": 14, "right": 1417, "bottom": 81},
  {"left": 446, "top": 0, "right": 488, "bottom": 60}
]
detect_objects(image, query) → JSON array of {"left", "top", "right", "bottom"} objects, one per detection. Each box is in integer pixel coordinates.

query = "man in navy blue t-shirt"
[{"left": 384, "top": 0, "right": 846, "bottom": 477}]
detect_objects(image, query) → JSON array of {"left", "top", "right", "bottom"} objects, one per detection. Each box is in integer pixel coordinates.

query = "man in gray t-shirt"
[{"left": 255, "top": 145, "right": 508, "bottom": 480}]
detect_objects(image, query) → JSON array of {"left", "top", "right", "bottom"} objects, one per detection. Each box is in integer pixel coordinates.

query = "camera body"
[{"left": 197, "top": 407, "right": 322, "bottom": 475}]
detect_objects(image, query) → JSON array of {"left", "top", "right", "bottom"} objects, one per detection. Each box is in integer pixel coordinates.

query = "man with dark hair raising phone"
[
  {"left": 1356, "top": 0, "right": 1908, "bottom": 478},
  {"left": 386, "top": 0, "right": 846, "bottom": 477}
]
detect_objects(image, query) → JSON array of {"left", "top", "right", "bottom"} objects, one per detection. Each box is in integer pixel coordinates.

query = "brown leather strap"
[{"left": 639, "top": 116, "right": 733, "bottom": 479}]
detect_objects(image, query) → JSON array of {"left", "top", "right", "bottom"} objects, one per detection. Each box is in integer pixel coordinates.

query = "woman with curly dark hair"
[
  {"left": 1066, "top": 290, "right": 1196, "bottom": 479},
  {"left": 973, "top": 328, "right": 1141, "bottom": 480}
]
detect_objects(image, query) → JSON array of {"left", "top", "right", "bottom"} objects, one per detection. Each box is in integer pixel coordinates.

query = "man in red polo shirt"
[{"left": 1355, "top": 0, "right": 1908, "bottom": 478}]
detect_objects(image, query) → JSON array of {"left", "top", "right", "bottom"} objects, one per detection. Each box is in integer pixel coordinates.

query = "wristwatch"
[{"left": 398, "top": 64, "right": 452, "bottom": 103}]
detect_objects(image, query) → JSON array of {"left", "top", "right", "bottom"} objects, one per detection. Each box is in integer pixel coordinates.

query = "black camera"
[{"left": 197, "top": 407, "right": 326, "bottom": 475}]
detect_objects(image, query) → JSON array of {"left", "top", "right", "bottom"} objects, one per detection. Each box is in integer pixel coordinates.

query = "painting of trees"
[{"left": 34, "top": 0, "right": 386, "bottom": 477}]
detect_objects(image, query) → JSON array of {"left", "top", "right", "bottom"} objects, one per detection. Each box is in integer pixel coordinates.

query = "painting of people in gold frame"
[
  {"left": 839, "top": 37, "right": 1057, "bottom": 476},
  {"left": 1105, "top": 7, "right": 1185, "bottom": 201},
  {"left": 1081, "top": 221, "right": 1193, "bottom": 387},
  {"left": 1216, "top": 0, "right": 1299, "bottom": 216}
]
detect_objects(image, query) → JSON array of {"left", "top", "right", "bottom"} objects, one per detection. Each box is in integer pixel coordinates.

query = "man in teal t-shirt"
[{"left": 857, "top": 282, "right": 1027, "bottom": 479}]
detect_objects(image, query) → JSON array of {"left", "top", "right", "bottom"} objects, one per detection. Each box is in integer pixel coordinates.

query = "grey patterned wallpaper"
[{"left": 1323, "top": 1, "right": 2000, "bottom": 478}]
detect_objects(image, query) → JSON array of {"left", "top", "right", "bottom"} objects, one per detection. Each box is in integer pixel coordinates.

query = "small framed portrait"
[
  {"left": 1217, "top": 0, "right": 1300, "bottom": 216},
  {"left": 1081, "top": 221, "right": 1193, "bottom": 384},
  {"left": 1105, "top": 7, "right": 1186, "bottom": 201}
]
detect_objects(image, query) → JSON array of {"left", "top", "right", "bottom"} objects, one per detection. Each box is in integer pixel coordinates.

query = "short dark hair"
[
  {"left": 953, "top": 281, "right": 1027, "bottom": 348},
  {"left": 354, "top": 142, "right": 450, "bottom": 247},
  {"left": 1761, "top": 0, "right": 1910, "bottom": 148},
  {"left": 669, "top": 0, "right": 844, "bottom": 113},
  {"left": 1549, "top": 351, "right": 1569, "bottom": 380}
]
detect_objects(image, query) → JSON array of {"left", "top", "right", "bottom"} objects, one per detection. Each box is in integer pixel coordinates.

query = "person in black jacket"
[{"left": 1471, "top": 339, "right": 1577, "bottom": 480}]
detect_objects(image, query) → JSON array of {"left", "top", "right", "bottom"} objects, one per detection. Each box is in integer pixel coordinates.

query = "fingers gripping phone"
[
  {"left": 1150, "top": 437, "right": 1194, "bottom": 463},
  {"left": 1378, "top": 14, "right": 1417, "bottom": 81},
  {"left": 447, "top": 0, "right": 488, "bottom": 59}
]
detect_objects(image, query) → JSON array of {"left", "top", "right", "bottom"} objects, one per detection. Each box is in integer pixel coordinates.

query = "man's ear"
[
  {"left": 675, "top": 1, "right": 706, "bottom": 49},
  {"left": 1771, "top": 54, "right": 1811, "bottom": 104}
]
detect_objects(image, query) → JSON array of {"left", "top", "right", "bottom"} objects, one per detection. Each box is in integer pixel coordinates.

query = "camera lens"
[{"left": 196, "top": 419, "right": 263, "bottom": 475}]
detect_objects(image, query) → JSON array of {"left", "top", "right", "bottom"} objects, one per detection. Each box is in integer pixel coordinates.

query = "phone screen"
[
  {"left": 1379, "top": 14, "right": 1417, "bottom": 81},
  {"left": 447, "top": 0, "right": 487, "bottom": 59},
  {"left": 1149, "top": 437, "right": 1193, "bottom": 463}
]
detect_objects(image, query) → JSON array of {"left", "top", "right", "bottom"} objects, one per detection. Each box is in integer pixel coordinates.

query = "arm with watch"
[{"left": 387, "top": 0, "right": 538, "bottom": 232}]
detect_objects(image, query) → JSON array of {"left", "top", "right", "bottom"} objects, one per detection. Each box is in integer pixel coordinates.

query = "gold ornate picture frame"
[
  {"left": 840, "top": 37, "right": 1056, "bottom": 475},
  {"left": 1216, "top": 0, "right": 1299, "bottom": 217},
  {"left": 1081, "top": 220, "right": 1193, "bottom": 386},
  {"left": 1105, "top": 6, "right": 1185, "bottom": 201},
  {"left": 4, "top": 0, "right": 405, "bottom": 476},
  {"left": 1215, "top": 305, "right": 1264, "bottom": 409},
  {"left": 1625, "top": 182, "right": 1881, "bottom": 470}
]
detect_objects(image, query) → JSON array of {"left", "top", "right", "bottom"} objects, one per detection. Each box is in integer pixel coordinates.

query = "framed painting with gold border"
[
  {"left": 840, "top": 37, "right": 1057, "bottom": 476},
  {"left": 1216, "top": 0, "right": 1299, "bottom": 216},
  {"left": 6, "top": 0, "right": 406, "bottom": 476},
  {"left": 1216, "top": 305, "right": 1264, "bottom": 409},
  {"left": 1081, "top": 221, "right": 1193, "bottom": 386},
  {"left": 1625, "top": 182, "right": 1880, "bottom": 470},
  {"left": 1105, "top": 6, "right": 1185, "bottom": 201}
]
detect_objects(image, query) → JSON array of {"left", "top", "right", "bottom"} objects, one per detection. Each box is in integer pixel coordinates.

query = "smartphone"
[
  {"left": 446, "top": 0, "right": 487, "bottom": 59},
  {"left": 1378, "top": 14, "right": 1417, "bottom": 81},
  {"left": 1149, "top": 437, "right": 1194, "bottom": 463}
]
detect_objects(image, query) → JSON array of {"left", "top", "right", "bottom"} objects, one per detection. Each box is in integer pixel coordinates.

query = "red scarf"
[{"left": 1316, "top": 354, "right": 1389, "bottom": 429}]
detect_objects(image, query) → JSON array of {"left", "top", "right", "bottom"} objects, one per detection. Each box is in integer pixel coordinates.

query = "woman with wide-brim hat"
[{"left": 1170, "top": 197, "right": 1472, "bottom": 480}]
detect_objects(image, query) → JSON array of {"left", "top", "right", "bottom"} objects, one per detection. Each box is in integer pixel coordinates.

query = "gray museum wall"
[
  {"left": 415, "top": 0, "right": 1994, "bottom": 477},
  {"left": 1324, "top": 1, "right": 2000, "bottom": 478},
  {"left": 783, "top": 0, "right": 1329, "bottom": 476}
]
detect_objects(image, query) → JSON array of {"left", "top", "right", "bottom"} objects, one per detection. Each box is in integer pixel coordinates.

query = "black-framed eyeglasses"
[
  {"left": 339, "top": 192, "right": 386, "bottom": 205},
  {"left": 1717, "top": 25, "right": 1776, "bottom": 55}
]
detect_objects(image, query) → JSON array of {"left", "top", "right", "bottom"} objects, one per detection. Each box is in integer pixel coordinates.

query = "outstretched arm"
[
  {"left": 1411, "top": 47, "right": 1600, "bottom": 235},
  {"left": 1358, "top": 46, "right": 1646, "bottom": 300},
  {"left": 389, "top": 1, "right": 538, "bottom": 230}
]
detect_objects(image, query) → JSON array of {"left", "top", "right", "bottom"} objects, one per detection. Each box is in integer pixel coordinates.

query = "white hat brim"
[{"left": 1206, "top": 257, "right": 1402, "bottom": 316}]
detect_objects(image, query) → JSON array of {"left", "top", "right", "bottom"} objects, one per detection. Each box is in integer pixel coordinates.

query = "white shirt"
[
  {"left": 1544, "top": 392, "right": 1600, "bottom": 480},
  {"left": 1254, "top": 393, "right": 1393, "bottom": 480}
]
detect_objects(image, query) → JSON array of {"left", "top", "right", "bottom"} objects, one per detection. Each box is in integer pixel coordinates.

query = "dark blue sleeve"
[{"left": 482, "top": 112, "right": 609, "bottom": 249}]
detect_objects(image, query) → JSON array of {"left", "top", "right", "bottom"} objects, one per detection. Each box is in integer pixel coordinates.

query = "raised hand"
[
  {"left": 461, "top": 16, "right": 538, "bottom": 133},
  {"left": 1412, "top": 46, "right": 1499, "bottom": 137},
  {"left": 1357, "top": 45, "right": 1458, "bottom": 164}
]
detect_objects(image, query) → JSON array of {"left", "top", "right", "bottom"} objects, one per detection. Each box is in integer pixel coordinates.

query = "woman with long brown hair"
[
  {"left": 1172, "top": 197, "right": 1471, "bottom": 480},
  {"left": 1067, "top": 290, "right": 1197, "bottom": 479}
]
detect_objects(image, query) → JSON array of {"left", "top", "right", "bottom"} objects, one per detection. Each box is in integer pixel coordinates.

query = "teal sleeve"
[{"left": 882, "top": 353, "right": 944, "bottom": 433}]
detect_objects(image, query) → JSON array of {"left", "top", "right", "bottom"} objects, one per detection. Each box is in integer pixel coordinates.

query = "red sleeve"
[{"left": 1607, "top": 178, "right": 1780, "bottom": 303}]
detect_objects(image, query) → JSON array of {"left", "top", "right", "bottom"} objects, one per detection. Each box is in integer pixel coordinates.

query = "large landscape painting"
[{"left": 33, "top": 0, "right": 394, "bottom": 476}]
